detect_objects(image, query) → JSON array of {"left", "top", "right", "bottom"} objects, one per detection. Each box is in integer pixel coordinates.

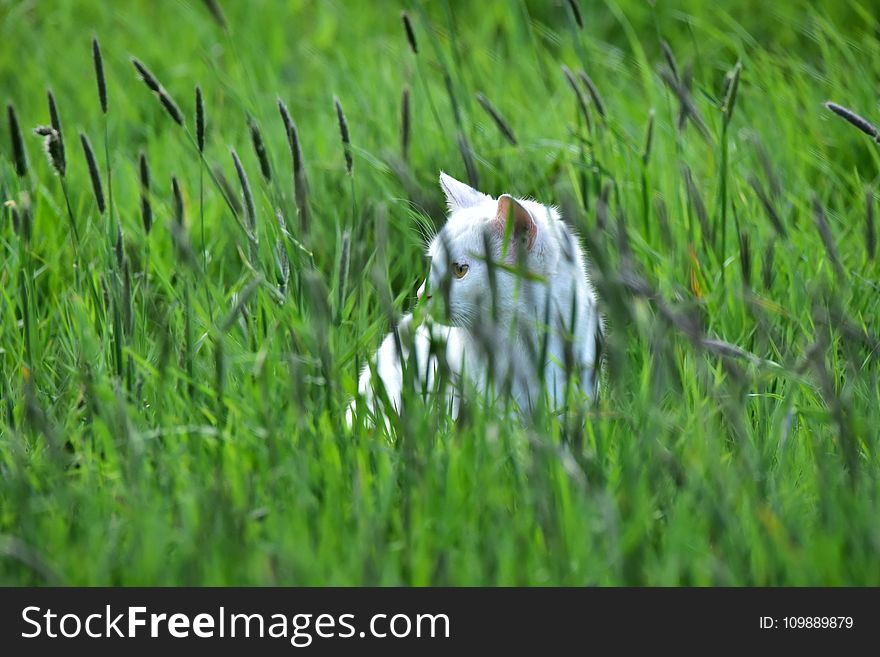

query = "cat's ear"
[
  {"left": 439, "top": 171, "right": 491, "bottom": 213},
  {"left": 494, "top": 194, "right": 537, "bottom": 252}
]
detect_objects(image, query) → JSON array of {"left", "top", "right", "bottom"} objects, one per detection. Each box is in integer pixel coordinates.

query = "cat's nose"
[{"left": 417, "top": 280, "right": 431, "bottom": 300}]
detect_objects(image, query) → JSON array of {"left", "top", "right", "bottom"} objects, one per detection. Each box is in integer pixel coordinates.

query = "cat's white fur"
[{"left": 345, "top": 172, "right": 602, "bottom": 428}]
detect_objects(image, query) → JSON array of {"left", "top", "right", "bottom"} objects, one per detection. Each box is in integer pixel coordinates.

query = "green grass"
[{"left": 1, "top": 0, "right": 879, "bottom": 585}]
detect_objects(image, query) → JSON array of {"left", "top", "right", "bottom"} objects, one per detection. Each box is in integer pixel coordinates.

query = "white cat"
[{"left": 345, "top": 172, "right": 602, "bottom": 428}]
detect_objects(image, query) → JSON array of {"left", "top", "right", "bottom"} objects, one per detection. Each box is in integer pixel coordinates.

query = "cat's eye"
[{"left": 452, "top": 262, "right": 469, "bottom": 279}]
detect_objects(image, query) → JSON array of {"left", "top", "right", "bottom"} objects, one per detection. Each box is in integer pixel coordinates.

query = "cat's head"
[{"left": 420, "top": 172, "right": 559, "bottom": 327}]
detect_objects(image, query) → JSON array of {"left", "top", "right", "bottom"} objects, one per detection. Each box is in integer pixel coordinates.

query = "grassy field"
[{"left": 1, "top": 0, "right": 879, "bottom": 585}]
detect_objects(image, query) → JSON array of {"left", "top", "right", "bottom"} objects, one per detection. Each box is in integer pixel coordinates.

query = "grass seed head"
[
  {"left": 92, "top": 37, "right": 107, "bottom": 114},
  {"left": 642, "top": 108, "right": 655, "bottom": 164},
  {"left": 577, "top": 70, "right": 606, "bottom": 119},
  {"left": 401, "top": 12, "right": 418, "bottom": 54},
  {"left": 131, "top": 57, "right": 184, "bottom": 126},
  {"left": 202, "top": 0, "right": 227, "bottom": 30},
  {"left": 195, "top": 86, "right": 205, "bottom": 153},
  {"left": 230, "top": 149, "right": 255, "bottom": 236},
  {"left": 334, "top": 96, "right": 353, "bottom": 175},
  {"left": 721, "top": 60, "right": 742, "bottom": 124},
  {"left": 171, "top": 175, "right": 184, "bottom": 226},
  {"left": 475, "top": 92, "right": 518, "bottom": 145},
  {"left": 401, "top": 86, "right": 411, "bottom": 161},
  {"left": 115, "top": 223, "right": 125, "bottom": 269},
  {"left": 46, "top": 89, "right": 66, "bottom": 175},
  {"left": 825, "top": 101, "right": 880, "bottom": 142},
  {"left": 139, "top": 151, "right": 152, "bottom": 234},
  {"left": 33, "top": 125, "right": 65, "bottom": 177},
  {"left": 561, "top": 65, "right": 592, "bottom": 131},
  {"left": 80, "top": 132, "right": 105, "bottom": 214},
  {"left": 277, "top": 98, "right": 310, "bottom": 232},
  {"left": 566, "top": 0, "right": 584, "bottom": 29},
  {"left": 7, "top": 103, "right": 29, "bottom": 178},
  {"left": 247, "top": 114, "right": 272, "bottom": 183}
]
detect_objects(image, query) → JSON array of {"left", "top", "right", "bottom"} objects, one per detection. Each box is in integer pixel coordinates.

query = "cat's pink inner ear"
[{"left": 495, "top": 194, "right": 537, "bottom": 251}]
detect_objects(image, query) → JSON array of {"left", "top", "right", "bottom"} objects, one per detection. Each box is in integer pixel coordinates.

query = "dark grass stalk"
[
  {"left": 401, "top": 87, "right": 411, "bottom": 163},
  {"left": 132, "top": 58, "right": 245, "bottom": 239},
  {"left": 195, "top": 86, "right": 212, "bottom": 321},
  {"left": 202, "top": 0, "right": 227, "bottom": 30},
  {"left": 561, "top": 65, "right": 592, "bottom": 133},
  {"left": 7, "top": 103, "right": 29, "bottom": 178},
  {"left": 717, "top": 60, "right": 742, "bottom": 262},
  {"left": 46, "top": 90, "right": 66, "bottom": 175},
  {"left": 334, "top": 96, "right": 353, "bottom": 176},
  {"left": 596, "top": 182, "right": 610, "bottom": 231},
  {"left": 131, "top": 58, "right": 183, "bottom": 126},
  {"left": 475, "top": 92, "right": 518, "bottom": 145},
  {"left": 13, "top": 195, "right": 34, "bottom": 367},
  {"left": 576, "top": 117, "right": 589, "bottom": 212},
  {"left": 34, "top": 126, "right": 81, "bottom": 273},
  {"left": 577, "top": 71, "right": 606, "bottom": 120},
  {"left": 762, "top": 239, "right": 775, "bottom": 291},
  {"left": 302, "top": 269, "right": 335, "bottom": 415},
  {"left": 92, "top": 37, "right": 107, "bottom": 114},
  {"left": 563, "top": 0, "right": 589, "bottom": 76},
  {"left": 640, "top": 109, "right": 655, "bottom": 240},
  {"left": 658, "top": 67, "right": 710, "bottom": 141},
  {"left": 336, "top": 230, "right": 350, "bottom": 324},
  {"left": 218, "top": 275, "right": 263, "bottom": 334},
  {"left": 213, "top": 166, "right": 242, "bottom": 216},
  {"left": 654, "top": 194, "right": 673, "bottom": 248},
  {"left": 123, "top": 258, "right": 133, "bottom": 391},
  {"left": 214, "top": 337, "right": 225, "bottom": 425},
  {"left": 12, "top": 197, "right": 34, "bottom": 245},
  {"left": 738, "top": 231, "right": 751, "bottom": 289},
  {"left": 58, "top": 179, "right": 80, "bottom": 247},
  {"left": 79, "top": 132, "right": 105, "bottom": 215},
  {"left": 333, "top": 96, "right": 363, "bottom": 240},
  {"left": 115, "top": 224, "right": 124, "bottom": 270},
  {"left": 93, "top": 37, "right": 116, "bottom": 245},
  {"left": 172, "top": 175, "right": 184, "bottom": 226},
  {"left": 565, "top": 0, "right": 584, "bottom": 29},
  {"left": 683, "top": 165, "right": 710, "bottom": 249},
  {"left": 196, "top": 86, "right": 205, "bottom": 153},
  {"left": 139, "top": 151, "right": 152, "bottom": 341},
  {"left": 747, "top": 174, "right": 786, "bottom": 237},
  {"left": 404, "top": 7, "right": 447, "bottom": 138},
  {"left": 401, "top": 12, "right": 418, "bottom": 54},
  {"left": 108, "top": 274, "right": 124, "bottom": 382},
  {"left": 278, "top": 98, "right": 310, "bottom": 234},
  {"left": 866, "top": 187, "right": 876, "bottom": 262},
  {"left": 457, "top": 134, "right": 480, "bottom": 192},
  {"left": 34, "top": 126, "right": 64, "bottom": 177},
  {"left": 230, "top": 148, "right": 259, "bottom": 264},
  {"left": 247, "top": 114, "right": 272, "bottom": 183},
  {"left": 413, "top": 2, "right": 476, "bottom": 186},
  {"left": 824, "top": 102, "right": 880, "bottom": 142},
  {"left": 275, "top": 235, "right": 290, "bottom": 299},
  {"left": 441, "top": 0, "right": 471, "bottom": 119},
  {"left": 166, "top": 178, "right": 197, "bottom": 397},
  {"left": 184, "top": 283, "right": 194, "bottom": 399},
  {"left": 749, "top": 134, "right": 781, "bottom": 200},
  {"left": 18, "top": 264, "right": 33, "bottom": 368},
  {"left": 660, "top": 39, "right": 680, "bottom": 82},
  {"left": 811, "top": 197, "right": 844, "bottom": 278},
  {"left": 139, "top": 152, "right": 152, "bottom": 234}
]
